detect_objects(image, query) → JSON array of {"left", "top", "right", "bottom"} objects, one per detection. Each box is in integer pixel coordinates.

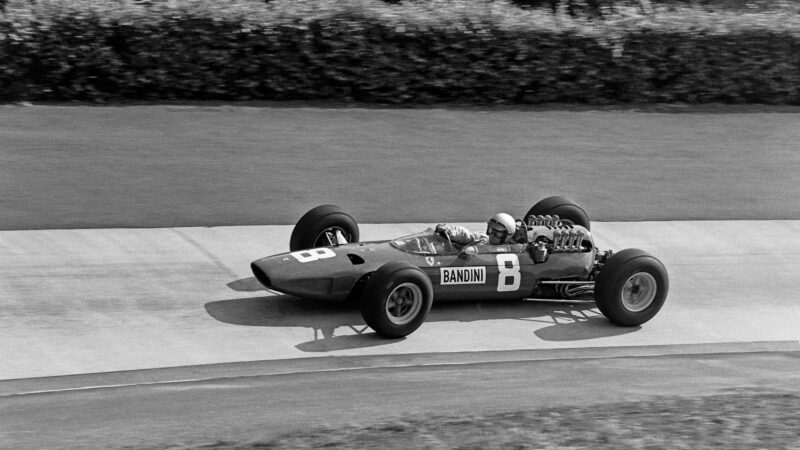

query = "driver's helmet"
[{"left": 487, "top": 213, "right": 516, "bottom": 244}]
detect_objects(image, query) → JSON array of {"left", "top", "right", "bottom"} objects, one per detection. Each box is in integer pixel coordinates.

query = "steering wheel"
[
  {"left": 425, "top": 238, "right": 437, "bottom": 254},
  {"left": 437, "top": 228, "right": 452, "bottom": 246}
]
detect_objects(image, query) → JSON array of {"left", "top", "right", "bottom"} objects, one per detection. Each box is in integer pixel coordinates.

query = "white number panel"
[
  {"left": 290, "top": 248, "right": 336, "bottom": 263},
  {"left": 496, "top": 253, "right": 521, "bottom": 292}
]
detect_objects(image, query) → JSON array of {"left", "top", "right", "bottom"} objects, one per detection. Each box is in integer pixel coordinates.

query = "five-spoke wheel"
[{"left": 385, "top": 282, "right": 424, "bottom": 325}]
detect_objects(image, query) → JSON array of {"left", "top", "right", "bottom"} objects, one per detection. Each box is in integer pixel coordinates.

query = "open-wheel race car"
[{"left": 251, "top": 197, "right": 669, "bottom": 338}]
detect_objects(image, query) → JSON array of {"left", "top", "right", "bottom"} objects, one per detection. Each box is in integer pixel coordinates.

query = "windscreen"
[{"left": 390, "top": 229, "right": 456, "bottom": 255}]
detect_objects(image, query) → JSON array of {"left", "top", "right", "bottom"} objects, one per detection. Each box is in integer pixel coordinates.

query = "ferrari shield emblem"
[{"left": 425, "top": 256, "right": 435, "bottom": 266}]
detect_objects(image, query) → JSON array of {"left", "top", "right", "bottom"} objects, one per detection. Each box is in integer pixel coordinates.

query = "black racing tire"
[
  {"left": 594, "top": 248, "right": 669, "bottom": 327},
  {"left": 525, "top": 196, "right": 591, "bottom": 230},
  {"left": 360, "top": 262, "right": 434, "bottom": 339},
  {"left": 289, "top": 205, "right": 359, "bottom": 251}
]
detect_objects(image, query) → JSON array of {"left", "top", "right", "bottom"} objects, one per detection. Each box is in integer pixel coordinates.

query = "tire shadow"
[
  {"left": 205, "top": 294, "right": 395, "bottom": 352},
  {"left": 431, "top": 299, "right": 639, "bottom": 340},
  {"left": 527, "top": 303, "right": 641, "bottom": 341},
  {"left": 206, "top": 286, "right": 639, "bottom": 352}
]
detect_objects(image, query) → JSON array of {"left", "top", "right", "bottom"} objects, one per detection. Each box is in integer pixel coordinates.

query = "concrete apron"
[{"left": 1, "top": 221, "right": 798, "bottom": 380}]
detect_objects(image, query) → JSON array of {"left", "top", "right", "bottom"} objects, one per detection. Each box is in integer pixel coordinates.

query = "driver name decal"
[{"left": 440, "top": 267, "right": 486, "bottom": 285}]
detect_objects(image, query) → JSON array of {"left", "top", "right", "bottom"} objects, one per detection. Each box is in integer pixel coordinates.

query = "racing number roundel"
[
  {"left": 496, "top": 254, "right": 521, "bottom": 292},
  {"left": 291, "top": 248, "right": 336, "bottom": 263}
]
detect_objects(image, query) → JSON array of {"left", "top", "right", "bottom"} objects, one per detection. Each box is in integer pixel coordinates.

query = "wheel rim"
[
  {"left": 385, "top": 282, "right": 423, "bottom": 325},
  {"left": 313, "top": 227, "right": 351, "bottom": 247},
  {"left": 621, "top": 272, "right": 657, "bottom": 312}
]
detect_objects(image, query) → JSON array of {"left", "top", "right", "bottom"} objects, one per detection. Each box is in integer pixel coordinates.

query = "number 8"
[
  {"left": 291, "top": 248, "right": 336, "bottom": 263},
  {"left": 496, "top": 254, "right": 520, "bottom": 292}
]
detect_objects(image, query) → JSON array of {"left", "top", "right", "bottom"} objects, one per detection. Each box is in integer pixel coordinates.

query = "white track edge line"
[{"left": 7, "top": 344, "right": 800, "bottom": 397}]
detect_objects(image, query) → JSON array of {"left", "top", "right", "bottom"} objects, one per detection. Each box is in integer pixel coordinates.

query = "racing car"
[{"left": 251, "top": 197, "right": 669, "bottom": 338}]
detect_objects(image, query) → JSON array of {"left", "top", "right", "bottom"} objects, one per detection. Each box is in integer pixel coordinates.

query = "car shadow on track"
[{"left": 207, "top": 277, "right": 639, "bottom": 352}]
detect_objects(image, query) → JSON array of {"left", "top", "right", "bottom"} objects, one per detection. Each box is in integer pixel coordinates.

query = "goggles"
[{"left": 488, "top": 226, "right": 507, "bottom": 236}]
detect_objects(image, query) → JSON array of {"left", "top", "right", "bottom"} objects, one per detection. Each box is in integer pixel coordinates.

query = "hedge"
[
  {"left": 507, "top": 0, "right": 800, "bottom": 13},
  {"left": 1, "top": 0, "right": 800, "bottom": 104}
]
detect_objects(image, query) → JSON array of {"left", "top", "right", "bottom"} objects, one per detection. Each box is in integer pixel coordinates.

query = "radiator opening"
[{"left": 250, "top": 263, "right": 271, "bottom": 288}]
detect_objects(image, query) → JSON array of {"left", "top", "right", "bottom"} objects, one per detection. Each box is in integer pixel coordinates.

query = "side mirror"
[{"left": 459, "top": 246, "right": 478, "bottom": 257}]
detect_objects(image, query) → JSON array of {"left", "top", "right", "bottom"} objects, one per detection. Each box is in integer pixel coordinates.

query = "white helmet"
[{"left": 487, "top": 213, "right": 516, "bottom": 242}]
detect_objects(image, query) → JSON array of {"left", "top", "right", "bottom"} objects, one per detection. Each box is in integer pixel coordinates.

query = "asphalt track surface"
[
  {"left": 1, "top": 104, "right": 800, "bottom": 229},
  {"left": 2, "top": 220, "right": 800, "bottom": 380},
  {"left": 1, "top": 105, "right": 799, "bottom": 448},
  {"left": 2, "top": 221, "right": 799, "bottom": 447}
]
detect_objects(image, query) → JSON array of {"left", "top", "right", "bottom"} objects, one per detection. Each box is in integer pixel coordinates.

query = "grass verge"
[{"left": 181, "top": 392, "right": 800, "bottom": 449}]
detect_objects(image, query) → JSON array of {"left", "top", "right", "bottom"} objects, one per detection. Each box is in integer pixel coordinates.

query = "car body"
[
  {"left": 252, "top": 224, "right": 595, "bottom": 303},
  {"left": 251, "top": 200, "right": 668, "bottom": 338}
]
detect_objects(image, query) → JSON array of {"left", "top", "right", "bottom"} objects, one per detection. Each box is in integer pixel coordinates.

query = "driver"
[{"left": 436, "top": 213, "right": 517, "bottom": 246}]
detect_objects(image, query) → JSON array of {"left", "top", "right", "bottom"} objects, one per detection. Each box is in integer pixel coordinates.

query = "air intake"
[{"left": 347, "top": 254, "right": 365, "bottom": 265}]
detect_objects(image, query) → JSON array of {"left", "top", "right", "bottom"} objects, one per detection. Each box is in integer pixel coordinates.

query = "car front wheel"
[
  {"left": 289, "top": 204, "right": 359, "bottom": 251},
  {"left": 360, "top": 262, "right": 433, "bottom": 338}
]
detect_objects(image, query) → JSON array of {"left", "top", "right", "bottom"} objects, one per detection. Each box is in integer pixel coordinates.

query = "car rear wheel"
[
  {"left": 360, "top": 262, "right": 433, "bottom": 338},
  {"left": 289, "top": 205, "right": 359, "bottom": 251},
  {"left": 594, "top": 248, "right": 669, "bottom": 326},
  {"left": 525, "top": 196, "right": 591, "bottom": 230}
]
